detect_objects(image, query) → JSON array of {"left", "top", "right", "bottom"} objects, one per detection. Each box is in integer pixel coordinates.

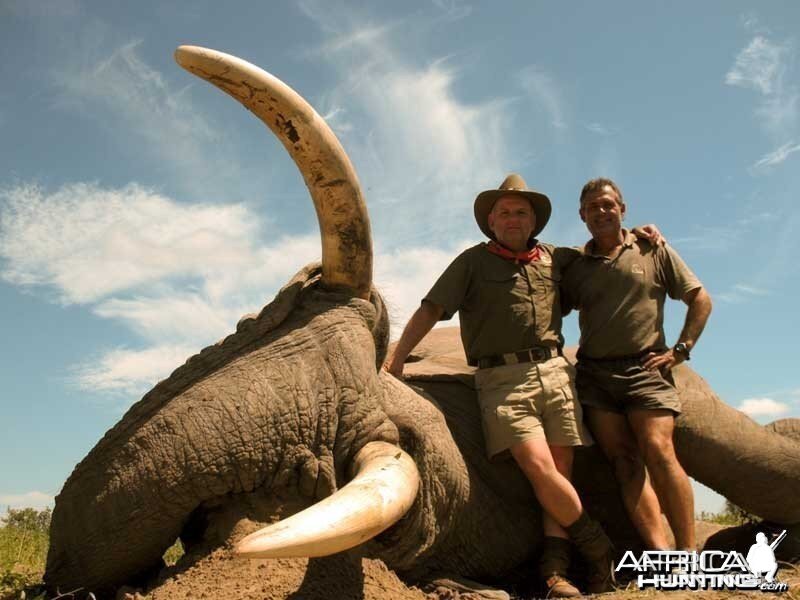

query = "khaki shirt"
[
  {"left": 424, "top": 243, "right": 579, "bottom": 366},
  {"left": 561, "top": 230, "right": 702, "bottom": 359}
]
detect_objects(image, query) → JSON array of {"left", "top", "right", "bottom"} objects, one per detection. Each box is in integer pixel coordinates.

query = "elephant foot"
[{"left": 422, "top": 574, "right": 511, "bottom": 600}]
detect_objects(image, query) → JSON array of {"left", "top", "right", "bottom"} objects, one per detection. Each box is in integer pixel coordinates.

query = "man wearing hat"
[{"left": 385, "top": 174, "right": 630, "bottom": 596}]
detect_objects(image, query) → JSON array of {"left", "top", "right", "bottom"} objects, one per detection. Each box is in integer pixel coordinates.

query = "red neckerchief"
[{"left": 486, "top": 240, "right": 543, "bottom": 264}]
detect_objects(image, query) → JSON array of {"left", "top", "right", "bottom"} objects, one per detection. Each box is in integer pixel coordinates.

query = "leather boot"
[
  {"left": 539, "top": 536, "right": 581, "bottom": 598},
  {"left": 566, "top": 512, "right": 616, "bottom": 594}
]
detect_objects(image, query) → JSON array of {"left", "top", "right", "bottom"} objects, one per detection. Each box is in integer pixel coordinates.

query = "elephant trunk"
[{"left": 673, "top": 365, "right": 800, "bottom": 524}]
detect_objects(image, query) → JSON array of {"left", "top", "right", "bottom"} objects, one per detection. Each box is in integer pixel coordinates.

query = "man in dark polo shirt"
[
  {"left": 385, "top": 174, "right": 622, "bottom": 597},
  {"left": 561, "top": 177, "right": 713, "bottom": 553}
]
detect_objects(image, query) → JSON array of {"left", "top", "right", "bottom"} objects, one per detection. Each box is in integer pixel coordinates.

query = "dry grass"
[{"left": 1, "top": 507, "right": 796, "bottom": 600}]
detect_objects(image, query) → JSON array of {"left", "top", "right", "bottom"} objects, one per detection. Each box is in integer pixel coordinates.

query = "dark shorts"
[{"left": 575, "top": 357, "right": 681, "bottom": 415}]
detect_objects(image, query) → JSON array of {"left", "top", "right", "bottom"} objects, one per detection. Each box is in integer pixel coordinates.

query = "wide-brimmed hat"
[{"left": 473, "top": 173, "right": 551, "bottom": 240}]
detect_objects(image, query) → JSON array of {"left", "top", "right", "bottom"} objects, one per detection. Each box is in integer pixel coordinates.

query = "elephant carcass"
[
  {"left": 43, "top": 47, "right": 543, "bottom": 597},
  {"left": 404, "top": 328, "right": 800, "bottom": 527},
  {"left": 44, "top": 45, "right": 800, "bottom": 597}
]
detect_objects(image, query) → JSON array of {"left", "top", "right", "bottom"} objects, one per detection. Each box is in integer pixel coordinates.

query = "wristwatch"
[{"left": 673, "top": 342, "right": 691, "bottom": 360}]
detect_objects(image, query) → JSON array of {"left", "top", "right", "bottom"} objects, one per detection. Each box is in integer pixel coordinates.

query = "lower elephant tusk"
[{"left": 234, "top": 441, "right": 420, "bottom": 558}]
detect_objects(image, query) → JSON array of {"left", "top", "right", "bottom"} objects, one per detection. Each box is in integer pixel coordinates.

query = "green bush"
[
  {"left": 699, "top": 500, "right": 756, "bottom": 527},
  {"left": 0, "top": 507, "right": 51, "bottom": 598},
  {"left": 0, "top": 508, "right": 185, "bottom": 598}
]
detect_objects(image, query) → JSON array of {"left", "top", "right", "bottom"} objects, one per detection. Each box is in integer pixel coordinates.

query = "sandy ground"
[
  {"left": 107, "top": 521, "right": 797, "bottom": 600},
  {"left": 140, "top": 551, "right": 428, "bottom": 600}
]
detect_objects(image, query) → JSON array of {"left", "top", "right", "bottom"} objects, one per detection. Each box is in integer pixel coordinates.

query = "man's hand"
[
  {"left": 383, "top": 300, "right": 445, "bottom": 380},
  {"left": 383, "top": 351, "right": 405, "bottom": 378},
  {"left": 642, "top": 349, "right": 684, "bottom": 372},
  {"left": 632, "top": 224, "right": 666, "bottom": 245}
]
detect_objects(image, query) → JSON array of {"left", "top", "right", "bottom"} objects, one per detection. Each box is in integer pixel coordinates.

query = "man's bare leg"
[
  {"left": 628, "top": 409, "right": 696, "bottom": 550},
  {"left": 510, "top": 438, "right": 582, "bottom": 526},
  {"left": 586, "top": 407, "right": 669, "bottom": 549},
  {"left": 541, "top": 444, "right": 575, "bottom": 538},
  {"left": 538, "top": 444, "right": 581, "bottom": 597},
  {"left": 510, "top": 437, "right": 615, "bottom": 592}
]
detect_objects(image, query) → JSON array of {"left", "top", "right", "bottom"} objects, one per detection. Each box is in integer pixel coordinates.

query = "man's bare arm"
[
  {"left": 643, "top": 287, "right": 712, "bottom": 371},
  {"left": 384, "top": 300, "right": 446, "bottom": 378},
  {"left": 677, "top": 287, "right": 713, "bottom": 351}
]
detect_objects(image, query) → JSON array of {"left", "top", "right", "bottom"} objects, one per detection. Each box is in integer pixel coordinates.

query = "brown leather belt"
[
  {"left": 577, "top": 349, "right": 655, "bottom": 367},
  {"left": 477, "top": 346, "right": 562, "bottom": 369}
]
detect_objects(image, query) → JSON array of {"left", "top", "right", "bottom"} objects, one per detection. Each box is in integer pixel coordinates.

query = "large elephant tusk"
[
  {"left": 234, "top": 441, "right": 420, "bottom": 558},
  {"left": 174, "top": 45, "right": 372, "bottom": 298}
]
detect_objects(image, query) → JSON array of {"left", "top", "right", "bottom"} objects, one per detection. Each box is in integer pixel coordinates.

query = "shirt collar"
[{"left": 583, "top": 228, "right": 635, "bottom": 257}]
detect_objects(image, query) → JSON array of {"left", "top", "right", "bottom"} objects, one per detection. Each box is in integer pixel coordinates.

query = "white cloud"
[
  {"left": 732, "top": 283, "right": 768, "bottom": 296},
  {"left": 726, "top": 36, "right": 785, "bottom": 95},
  {"left": 585, "top": 122, "right": 614, "bottom": 136},
  {"left": 321, "top": 106, "right": 354, "bottom": 132},
  {"left": 317, "top": 24, "right": 392, "bottom": 54},
  {"left": 73, "top": 344, "right": 199, "bottom": 395},
  {"left": 671, "top": 225, "right": 739, "bottom": 252},
  {"left": 374, "top": 241, "right": 472, "bottom": 336},
  {"left": 751, "top": 141, "right": 800, "bottom": 170},
  {"left": 519, "top": 66, "right": 568, "bottom": 131},
  {"left": 0, "top": 181, "right": 323, "bottom": 396},
  {"left": 0, "top": 491, "right": 54, "bottom": 511},
  {"left": 726, "top": 36, "right": 798, "bottom": 137},
  {"left": 93, "top": 295, "right": 237, "bottom": 344},
  {"left": 0, "top": 177, "right": 479, "bottom": 394},
  {"left": 717, "top": 282, "right": 770, "bottom": 304},
  {"left": 0, "top": 0, "right": 79, "bottom": 17},
  {"left": 71, "top": 239, "right": 462, "bottom": 394},
  {"left": 739, "top": 397, "right": 790, "bottom": 418},
  {"left": 0, "top": 183, "right": 263, "bottom": 304},
  {"left": 298, "top": 0, "right": 515, "bottom": 245},
  {"left": 430, "top": 0, "right": 472, "bottom": 20},
  {"left": 51, "top": 39, "right": 243, "bottom": 196}
]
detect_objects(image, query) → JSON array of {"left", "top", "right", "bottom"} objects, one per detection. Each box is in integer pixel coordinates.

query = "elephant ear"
[
  {"left": 234, "top": 262, "right": 322, "bottom": 334},
  {"left": 399, "top": 327, "right": 476, "bottom": 387},
  {"left": 113, "top": 262, "right": 322, "bottom": 430},
  {"left": 765, "top": 418, "right": 800, "bottom": 443}
]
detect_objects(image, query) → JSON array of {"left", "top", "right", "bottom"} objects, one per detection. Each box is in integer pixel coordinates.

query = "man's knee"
[
  {"left": 610, "top": 453, "right": 645, "bottom": 484},
  {"left": 549, "top": 445, "right": 574, "bottom": 474},
  {"left": 511, "top": 442, "right": 557, "bottom": 479},
  {"left": 639, "top": 434, "right": 678, "bottom": 470},
  {"left": 594, "top": 432, "right": 642, "bottom": 482}
]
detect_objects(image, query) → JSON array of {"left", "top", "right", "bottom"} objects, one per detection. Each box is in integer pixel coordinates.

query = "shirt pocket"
[
  {"left": 483, "top": 269, "right": 531, "bottom": 301},
  {"left": 533, "top": 266, "right": 561, "bottom": 330},
  {"left": 535, "top": 265, "right": 561, "bottom": 290},
  {"left": 481, "top": 270, "right": 523, "bottom": 290}
]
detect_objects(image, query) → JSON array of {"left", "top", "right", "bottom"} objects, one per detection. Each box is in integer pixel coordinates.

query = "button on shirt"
[
  {"left": 561, "top": 231, "right": 702, "bottom": 359},
  {"left": 424, "top": 243, "right": 579, "bottom": 366}
]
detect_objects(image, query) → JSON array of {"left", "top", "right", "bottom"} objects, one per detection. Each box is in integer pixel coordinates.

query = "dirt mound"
[{"left": 139, "top": 549, "right": 428, "bottom": 600}]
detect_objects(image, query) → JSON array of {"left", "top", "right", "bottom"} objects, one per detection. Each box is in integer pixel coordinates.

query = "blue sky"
[{"left": 1, "top": 0, "right": 798, "bottom": 516}]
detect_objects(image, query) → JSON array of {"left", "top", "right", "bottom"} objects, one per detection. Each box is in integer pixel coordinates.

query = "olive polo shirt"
[
  {"left": 424, "top": 242, "right": 579, "bottom": 366},
  {"left": 561, "top": 230, "right": 702, "bottom": 359}
]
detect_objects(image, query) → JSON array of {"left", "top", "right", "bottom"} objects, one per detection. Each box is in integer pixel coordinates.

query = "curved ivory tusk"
[
  {"left": 174, "top": 45, "right": 372, "bottom": 298},
  {"left": 234, "top": 441, "right": 420, "bottom": 558}
]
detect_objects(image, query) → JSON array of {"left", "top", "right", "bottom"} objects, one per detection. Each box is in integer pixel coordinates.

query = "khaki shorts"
[
  {"left": 474, "top": 356, "right": 593, "bottom": 461},
  {"left": 575, "top": 358, "right": 682, "bottom": 415}
]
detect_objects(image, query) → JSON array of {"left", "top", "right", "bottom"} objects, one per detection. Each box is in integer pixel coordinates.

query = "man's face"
[
  {"left": 488, "top": 195, "right": 536, "bottom": 251},
  {"left": 580, "top": 185, "right": 626, "bottom": 238}
]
